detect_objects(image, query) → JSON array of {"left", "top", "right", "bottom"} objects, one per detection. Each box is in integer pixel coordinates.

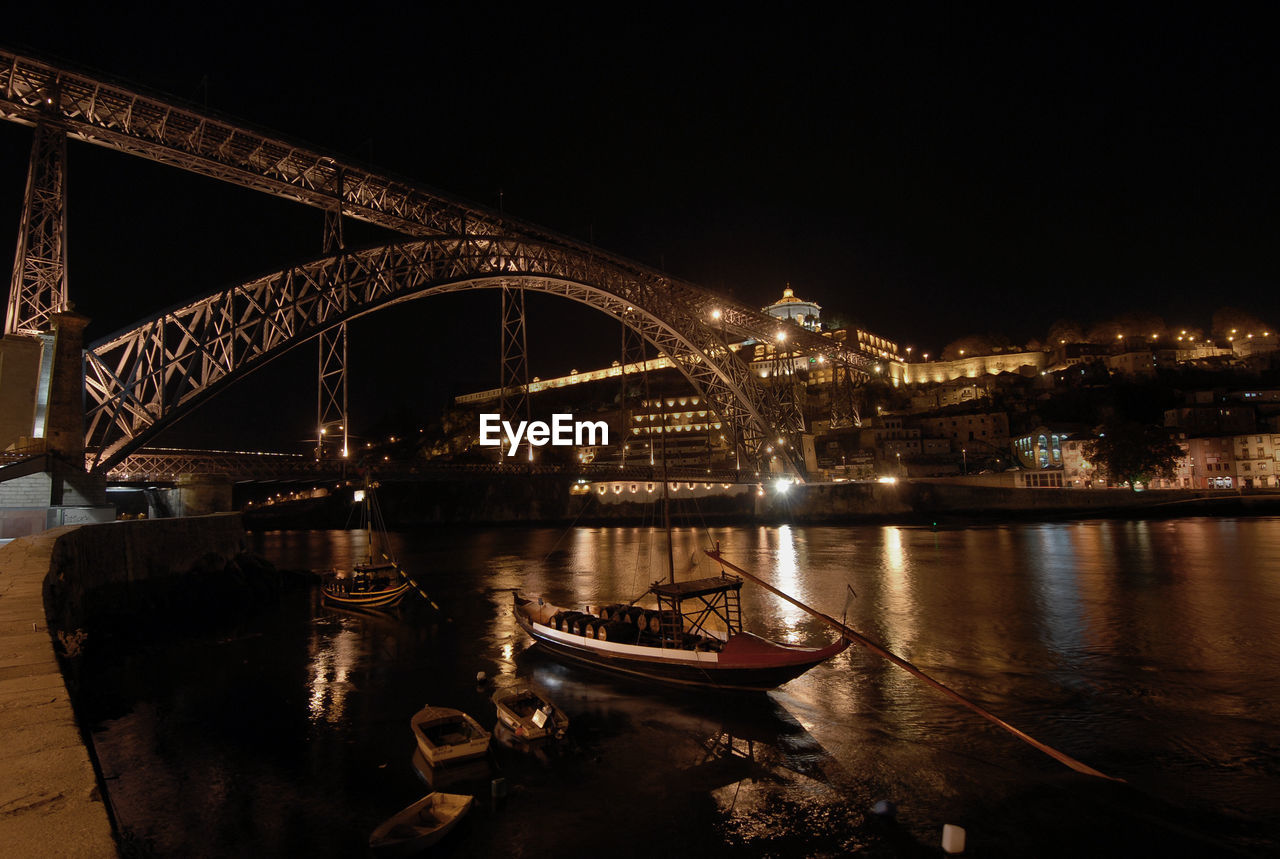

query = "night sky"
[{"left": 2, "top": 7, "right": 1276, "bottom": 448}]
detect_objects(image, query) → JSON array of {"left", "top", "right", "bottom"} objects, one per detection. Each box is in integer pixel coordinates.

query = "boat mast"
[
  {"left": 363, "top": 473, "right": 374, "bottom": 566},
  {"left": 660, "top": 400, "right": 675, "bottom": 584}
]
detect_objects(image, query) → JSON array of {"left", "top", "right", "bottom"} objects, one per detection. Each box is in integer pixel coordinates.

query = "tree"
[
  {"left": 1086, "top": 312, "right": 1168, "bottom": 344},
  {"left": 1211, "top": 307, "right": 1272, "bottom": 341},
  {"left": 941, "top": 334, "right": 1010, "bottom": 360},
  {"left": 1046, "top": 318, "right": 1084, "bottom": 346},
  {"left": 1084, "top": 422, "right": 1184, "bottom": 490}
]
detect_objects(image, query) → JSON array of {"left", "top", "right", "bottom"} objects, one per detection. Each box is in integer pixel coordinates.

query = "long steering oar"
[
  {"left": 706, "top": 547, "right": 1124, "bottom": 783},
  {"left": 382, "top": 553, "right": 441, "bottom": 611}
]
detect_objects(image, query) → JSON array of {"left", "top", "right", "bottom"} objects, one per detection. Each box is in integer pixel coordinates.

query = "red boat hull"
[{"left": 514, "top": 594, "right": 847, "bottom": 692}]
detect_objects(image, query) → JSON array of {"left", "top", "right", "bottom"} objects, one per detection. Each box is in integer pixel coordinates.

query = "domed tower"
[{"left": 762, "top": 284, "right": 822, "bottom": 331}]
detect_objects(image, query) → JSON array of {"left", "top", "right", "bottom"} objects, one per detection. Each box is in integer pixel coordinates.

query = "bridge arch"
[{"left": 84, "top": 236, "right": 867, "bottom": 474}]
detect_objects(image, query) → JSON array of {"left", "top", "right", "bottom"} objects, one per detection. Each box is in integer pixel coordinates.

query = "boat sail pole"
[
  {"left": 704, "top": 548, "right": 1125, "bottom": 783},
  {"left": 660, "top": 401, "right": 675, "bottom": 585},
  {"left": 363, "top": 473, "right": 374, "bottom": 566}
]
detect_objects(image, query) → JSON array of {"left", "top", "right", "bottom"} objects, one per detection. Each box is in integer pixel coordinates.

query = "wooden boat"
[
  {"left": 368, "top": 792, "right": 472, "bottom": 856},
  {"left": 515, "top": 430, "right": 846, "bottom": 692},
  {"left": 513, "top": 577, "right": 847, "bottom": 692},
  {"left": 321, "top": 476, "right": 417, "bottom": 609},
  {"left": 491, "top": 683, "right": 569, "bottom": 746},
  {"left": 411, "top": 705, "right": 491, "bottom": 766},
  {"left": 411, "top": 748, "right": 490, "bottom": 791}
]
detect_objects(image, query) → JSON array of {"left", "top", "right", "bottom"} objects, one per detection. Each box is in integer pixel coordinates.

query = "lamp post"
[{"left": 962, "top": 448, "right": 967, "bottom": 474}]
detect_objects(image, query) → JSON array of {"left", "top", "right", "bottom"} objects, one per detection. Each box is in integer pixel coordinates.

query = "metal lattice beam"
[
  {"left": 82, "top": 236, "right": 870, "bottom": 474},
  {"left": 316, "top": 203, "right": 348, "bottom": 459},
  {"left": 498, "top": 285, "right": 530, "bottom": 459},
  {"left": 1, "top": 49, "right": 479, "bottom": 238},
  {"left": 1, "top": 49, "right": 877, "bottom": 477},
  {"left": 6, "top": 120, "right": 68, "bottom": 335},
  {"left": 0, "top": 48, "right": 879, "bottom": 371},
  {"left": 104, "top": 447, "right": 324, "bottom": 481}
]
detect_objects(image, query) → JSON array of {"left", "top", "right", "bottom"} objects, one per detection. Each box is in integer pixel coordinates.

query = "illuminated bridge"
[{"left": 1, "top": 48, "right": 882, "bottom": 480}]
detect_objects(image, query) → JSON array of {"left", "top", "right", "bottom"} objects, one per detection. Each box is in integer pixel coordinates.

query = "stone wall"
[
  {"left": 1, "top": 457, "right": 114, "bottom": 539},
  {"left": 0, "top": 471, "right": 51, "bottom": 507},
  {"left": 43, "top": 513, "right": 248, "bottom": 634},
  {"left": 756, "top": 480, "right": 914, "bottom": 522}
]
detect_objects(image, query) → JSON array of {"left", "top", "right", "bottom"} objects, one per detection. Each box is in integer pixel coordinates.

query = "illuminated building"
[{"left": 762, "top": 284, "right": 822, "bottom": 330}]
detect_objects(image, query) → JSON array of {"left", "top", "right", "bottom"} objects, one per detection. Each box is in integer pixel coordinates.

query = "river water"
[{"left": 80, "top": 517, "right": 1279, "bottom": 856}]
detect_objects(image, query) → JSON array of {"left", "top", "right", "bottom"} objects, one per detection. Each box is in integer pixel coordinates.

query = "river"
[{"left": 80, "top": 517, "right": 1280, "bottom": 856}]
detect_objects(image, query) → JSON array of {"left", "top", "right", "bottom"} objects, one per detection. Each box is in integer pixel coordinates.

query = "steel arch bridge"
[
  {"left": 1, "top": 49, "right": 874, "bottom": 476},
  {"left": 83, "top": 236, "right": 871, "bottom": 473}
]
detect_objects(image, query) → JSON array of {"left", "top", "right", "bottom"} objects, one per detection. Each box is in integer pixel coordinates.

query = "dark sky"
[{"left": 2, "top": 7, "right": 1277, "bottom": 447}]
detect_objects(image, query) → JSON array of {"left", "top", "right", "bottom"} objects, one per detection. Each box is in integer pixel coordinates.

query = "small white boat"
[
  {"left": 369, "top": 791, "right": 472, "bottom": 856},
  {"left": 411, "top": 705, "right": 491, "bottom": 766},
  {"left": 411, "top": 748, "right": 490, "bottom": 791},
  {"left": 491, "top": 684, "right": 569, "bottom": 746}
]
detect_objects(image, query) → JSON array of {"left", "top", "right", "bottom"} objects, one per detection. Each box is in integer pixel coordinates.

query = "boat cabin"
[{"left": 649, "top": 574, "right": 744, "bottom": 645}]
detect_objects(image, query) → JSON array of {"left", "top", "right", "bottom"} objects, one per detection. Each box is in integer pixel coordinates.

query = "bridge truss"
[{"left": 1, "top": 49, "right": 874, "bottom": 476}]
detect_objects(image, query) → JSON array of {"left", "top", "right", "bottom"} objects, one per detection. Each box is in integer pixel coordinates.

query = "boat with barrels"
[
  {"left": 513, "top": 542, "right": 847, "bottom": 692},
  {"left": 515, "top": 427, "right": 845, "bottom": 691}
]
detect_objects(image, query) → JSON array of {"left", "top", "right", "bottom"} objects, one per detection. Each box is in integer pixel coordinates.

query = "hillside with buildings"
[{"left": 408, "top": 286, "right": 1279, "bottom": 493}]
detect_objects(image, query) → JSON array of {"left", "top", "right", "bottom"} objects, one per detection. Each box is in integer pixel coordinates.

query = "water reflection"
[
  {"left": 1026, "top": 524, "right": 1088, "bottom": 662},
  {"left": 306, "top": 620, "right": 360, "bottom": 725},
  {"left": 772, "top": 525, "right": 807, "bottom": 643},
  {"left": 877, "top": 526, "right": 917, "bottom": 653},
  {"left": 76, "top": 518, "right": 1280, "bottom": 857}
]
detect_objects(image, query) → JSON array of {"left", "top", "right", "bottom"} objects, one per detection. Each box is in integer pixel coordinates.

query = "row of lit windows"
[
  {"left": 640, "top": 397, "right": 702, "bottom": 408},
  {"left": 634, "top": 411, "right": 710, "bottom": 421},
  {"left": 597, "top": 482, "right": 736, "bottom": 495},
  {"left": 631, "top": 424, "right": 724, "bottom": 434}
]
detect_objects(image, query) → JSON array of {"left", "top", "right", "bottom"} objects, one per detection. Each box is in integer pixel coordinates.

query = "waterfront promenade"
[{"left": 0, "top": 528, "right": 116, "bottom": 858}]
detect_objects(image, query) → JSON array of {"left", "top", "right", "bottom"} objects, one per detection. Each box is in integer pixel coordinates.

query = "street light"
[{"left": 962, "top": 448, "right": 967, "bottom": 474}]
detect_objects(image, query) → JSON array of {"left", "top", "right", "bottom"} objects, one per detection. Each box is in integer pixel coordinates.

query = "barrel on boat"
[
  {"left": 603, "top": 621, "right": 640, "bottom": 644},
  {"left": 560, "top": 611, "right": 588, "bottom": 634}
]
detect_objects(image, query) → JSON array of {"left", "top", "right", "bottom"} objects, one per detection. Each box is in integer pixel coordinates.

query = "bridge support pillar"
[
  {"left": 6, "top": 121, "right": 69, "bottom": 336},
  {"left": 171, "top": 473, "right": 233, "bottom": 517},
  {"left": 43, "top": 311, "right": 90, "bottom": 464},
  {"left": 499, "top": 285, "right": 530, "bottom": 460},
  {"left": 0, "top": 333, "right": 44, "bottom": 452},
  {"left": 801, "top": 433, "right": 818, "bottom": 474},
  {"left": 316, "top": 201, "right": 349, "bottom": 462}
]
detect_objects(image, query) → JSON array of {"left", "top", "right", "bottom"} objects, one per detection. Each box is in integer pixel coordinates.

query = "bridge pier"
[
  {"left": 43, "top": 311, "right": 89, "bottom": 463},
  {"left": 155, "top": 474, "right": 234, "bottom": 518},
  {"left": 0, "top": 333, "right": 44, "bottom": 451},
  {"left": 1, "top": 312, "right": 112, "bottom": 539}
]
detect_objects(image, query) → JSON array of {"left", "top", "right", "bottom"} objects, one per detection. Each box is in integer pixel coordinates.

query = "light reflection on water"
[
  {"left": 307, "top": 622, "right": 359, "bottom": 725},
  {"left": 80, "top": 517, "right": 1280, "bottom": 857}
]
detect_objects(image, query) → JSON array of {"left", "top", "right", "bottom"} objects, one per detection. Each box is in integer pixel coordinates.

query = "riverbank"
[
  {"left": 0, "top": 514, "right": 283, "bottom": 857},
  {"left": 0, "top": 526, "right": 115, "bottom": 858},
  {"left": 240, "top": 474, "right": 1280, "bottom": 530}
]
